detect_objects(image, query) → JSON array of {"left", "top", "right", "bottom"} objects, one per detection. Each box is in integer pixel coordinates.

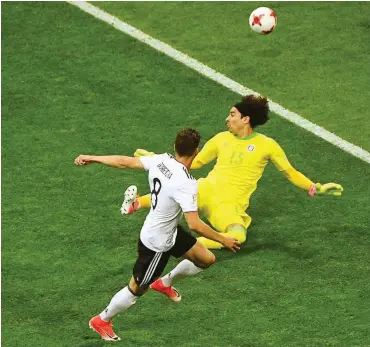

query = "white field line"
[{"left": 69, "top": 1, "right": 370, "bottom": 165}]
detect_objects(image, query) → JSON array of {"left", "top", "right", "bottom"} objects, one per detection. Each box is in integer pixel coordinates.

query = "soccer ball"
[{"left": 249, "top": 7, "right": 277, "bottom": 35}]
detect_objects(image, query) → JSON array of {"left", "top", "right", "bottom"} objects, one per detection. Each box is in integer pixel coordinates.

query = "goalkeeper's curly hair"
[{"left": 234, "top": 95, "right": 270, "bottom": 128}]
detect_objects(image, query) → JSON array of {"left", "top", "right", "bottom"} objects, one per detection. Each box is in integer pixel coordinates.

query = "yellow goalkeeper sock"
[
  {"left": 138, "top": 194, "right": 151, "bottom": 209},
  {"left": 197, "top": 227, "right": 247, "bottom": 249},
  {"left": 197, "top": 237, "right": 224, "bottom": 249}
]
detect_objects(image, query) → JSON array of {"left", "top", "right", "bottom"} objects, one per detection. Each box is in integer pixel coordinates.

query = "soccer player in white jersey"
[{"left": 74, "top": 128, "right": 240, "bottom": 342}]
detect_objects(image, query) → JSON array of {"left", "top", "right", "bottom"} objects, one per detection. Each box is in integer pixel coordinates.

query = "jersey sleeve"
[
  {"left": 268, "top": 139, "right": 293, "bottom": 172},
  {"left": 139, "top": 154, "right": 162, "bottom": 171},
  {"left": 191, "top": 134, "right": 220, "bottom": 169},
  {"left": 173, "top": 180, "right": 198, "bottom": 212}
]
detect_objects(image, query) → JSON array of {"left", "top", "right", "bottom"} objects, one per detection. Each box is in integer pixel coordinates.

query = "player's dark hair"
[
  {"left": 175, "top": 128, "right": 201, "bottom": 157},
  {"left": 234, "top": 95, "right": 269, "bottom": 128}
]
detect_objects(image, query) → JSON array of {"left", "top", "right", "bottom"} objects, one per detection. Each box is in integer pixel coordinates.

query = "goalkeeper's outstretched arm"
[
  {"left": 281, "top": 167, "right": 343, "bottom": 197},
  {"left": 269, "top": 139, "right": 343, "bottom": 197},
  {"left": 281, "top": 167, "right": 313, "bottom": 190}
]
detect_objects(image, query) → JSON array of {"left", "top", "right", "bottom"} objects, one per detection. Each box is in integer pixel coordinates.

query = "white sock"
[
  {"left": 161, "top": 259, "right": 203, "bottom": 287},
  {"left": 99, "top": 286, "right": 138, "bottom": 321}
]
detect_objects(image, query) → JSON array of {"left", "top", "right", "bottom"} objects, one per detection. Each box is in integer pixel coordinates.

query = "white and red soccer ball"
[{"left": 249, "top": 7, "right": 277, "bottom": 35}]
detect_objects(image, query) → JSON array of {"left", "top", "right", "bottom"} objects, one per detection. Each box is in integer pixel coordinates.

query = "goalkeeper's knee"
[{"left": 225, "top": 228, "right": 247, "bottom": 244}]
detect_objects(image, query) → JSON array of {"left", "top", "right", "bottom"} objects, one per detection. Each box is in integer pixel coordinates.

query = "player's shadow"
[{"left": 181, "top": 222, "right": 316, "bottom": 262}]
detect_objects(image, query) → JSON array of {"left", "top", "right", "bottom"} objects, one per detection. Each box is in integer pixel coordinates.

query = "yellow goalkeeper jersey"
[{"left": 192, "top": 131, "right": 293, "bottom": 209}]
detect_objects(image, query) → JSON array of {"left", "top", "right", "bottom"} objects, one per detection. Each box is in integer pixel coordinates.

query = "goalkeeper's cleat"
[
  {"left": 120, "top": 185, "right": 139, "bottom": 215},
  {"left": 314, "top": 183, "right": 344, "bottom": 197},
  {"left": 134, "top": 148, "right": 155, "bottom": 157},
  {"left": 150, "top": 279, "right": 182, "bottom": 302},
  {"left": 89, "top": 315, "right": 121, "bottom": 342}
]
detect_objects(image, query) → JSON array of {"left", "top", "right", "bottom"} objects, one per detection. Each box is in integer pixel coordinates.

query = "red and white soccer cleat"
[
  {"left": 120, "top": 185, "right": 139, "bottom": 215},
  {"left": 89, "top": 315, "right": 121, "bottom": 342},
  {"left": 150, "top": 278, "right": 182, "bottom": 302}
]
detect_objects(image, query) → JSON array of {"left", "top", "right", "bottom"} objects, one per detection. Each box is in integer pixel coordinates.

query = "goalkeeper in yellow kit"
[{"left": 124, "top": 95, "right": 343, "bottom": 249}]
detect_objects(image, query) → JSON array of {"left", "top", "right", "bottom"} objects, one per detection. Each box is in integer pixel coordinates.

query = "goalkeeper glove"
[
  {"left": 309, "top": 183, "right": 344, "bottom": 197},
  {"left": 134, "top": 148, "right": 155, "bottom": 157}
]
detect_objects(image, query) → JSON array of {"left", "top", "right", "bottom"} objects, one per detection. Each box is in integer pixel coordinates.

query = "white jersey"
[{"left": 139, "top": 153, "right": 198, "bottom": 252}]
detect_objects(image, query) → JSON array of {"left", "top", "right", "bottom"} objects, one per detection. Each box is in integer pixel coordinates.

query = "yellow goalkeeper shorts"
[{"left": 197, "top": 178, "right": 252, "bottom": 233}]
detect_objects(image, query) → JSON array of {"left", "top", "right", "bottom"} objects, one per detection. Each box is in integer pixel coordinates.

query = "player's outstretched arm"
[
  {"left": 281, "top": 167, "right": 343, "bottom": 197},
  {"left": 184, "top": 211, "right": 240, "bottom": 252},
  {"left": 74, "top": 155, "right": 144, "bottom": 169}
]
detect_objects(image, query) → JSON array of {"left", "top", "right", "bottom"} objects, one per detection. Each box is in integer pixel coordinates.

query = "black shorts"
[{"left": 133, "top": 225, "right": 196, "bottom": 290}]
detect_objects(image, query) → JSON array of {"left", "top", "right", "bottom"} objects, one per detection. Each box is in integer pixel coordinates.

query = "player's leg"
[
  {"left": 122, "top": 178, "right": 206, "bottom": 215},
  {"left": 122, "top": 177, "right": 207, "bottom": 215},
  {"left": 89, "top": 240, "right": 170, "bottom": 341},
  {"left": 89, "top": 275, "right": 138, "bottom": 342},
  {"left": 120, "top": 185, "right": 151, "bottom": 215},
  {"left": 182, "top": 240, "right": 216, "bottom": 268},
  {"left": 160, "top": 241, "right": 215, "bottom": 286},
  {"left": 151, "top": 226, "right": 215, "bottom": 301}
]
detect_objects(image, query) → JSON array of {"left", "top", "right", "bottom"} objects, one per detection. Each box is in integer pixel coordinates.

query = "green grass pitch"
[{"left": 2, "top": 2, "right": 370, "bottom": 347}]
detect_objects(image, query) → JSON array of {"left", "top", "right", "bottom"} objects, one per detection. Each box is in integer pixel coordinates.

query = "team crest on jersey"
[{"left": 247, "top": 144, "right": 255, "bottom": 152}]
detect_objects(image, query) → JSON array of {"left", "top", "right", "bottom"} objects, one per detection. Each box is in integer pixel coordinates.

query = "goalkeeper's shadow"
[{"left": 215, "top": 240, "right": 316, "bottom": 263}]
